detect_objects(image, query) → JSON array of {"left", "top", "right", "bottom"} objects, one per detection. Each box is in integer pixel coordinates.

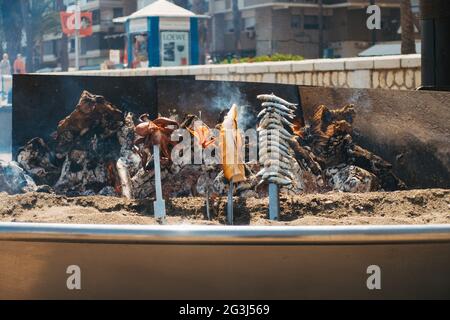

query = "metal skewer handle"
[
  {"left": 153, "top": 144, "right": 166, "bottom": 219},
  {"left": 268, "top": 183, "right": 280, "bottom": 221},
  {"left": 227, "top": 180, "right": 234, "bottom": 225}
]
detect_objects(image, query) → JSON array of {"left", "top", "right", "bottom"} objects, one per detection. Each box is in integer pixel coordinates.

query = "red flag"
[{"left": 60, "top": 12, "right": 93, "bottom": 37}]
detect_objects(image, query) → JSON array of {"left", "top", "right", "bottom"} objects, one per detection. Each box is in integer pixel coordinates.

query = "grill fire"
[{"left": 7, "top": 89, "right": 404, "bottom": 202}]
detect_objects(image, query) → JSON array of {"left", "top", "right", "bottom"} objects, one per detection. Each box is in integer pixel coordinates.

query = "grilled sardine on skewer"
[
  {"left": 257, "top": 107, "right": 294, "bottom": 120},
  {"left": 259, "top": 141, "right": 291, "bottom": 155},
  {"left": 257, "top": 93, "right": 300, "bottom": 188},
  {"left": 257, "top": 94, "right": 298, "bottom": 108},
  {"left": 261, "top": 102, "right": 295, "bottom": 114}
]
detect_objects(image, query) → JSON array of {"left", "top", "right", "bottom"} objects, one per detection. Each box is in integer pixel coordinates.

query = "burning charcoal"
[
  {"left": 16, "top": 137, "right": 60, "bottom": 186},
  {"left": 131, "top": 168, "right": 155, "bottom": 199},
  {"left": 56, "top": 91, "right": 123, "bottom": 152},
  {"left": 212, "top": 169, "right": 253, "bottom": 197},
  {"left": 0, "top": 160, "right": 37, "bottom": 194},
  {"left": 212, "top": 171, "right": 228, "bottom": 195},
  {"left": 81, "top": 190, "right": 96, "bottom": 196},
  {"left": 325, "top": 164, "right": 380, "bottom": 193},
  {"left": 196, "top": 165, "right": 220, "bottom": 196},
  {"left": 117, "top": 113, "right": 141, "bottom": 178},
  {"left": 296, "top": 104, "right": 405, "bottom": 192},
  {"left": 14, "top": 91, "right": 145, "bottom": 198},
  {"left": 35, "top": 185, "right": 54, "bottom": 194},
  {"left": 164, "top": 165, "right": 204, "bottom": 198},
  {"left": 53, "top": 151, "right": 108, "bottom": 194},
  {"left": 312, "top": 104, "right": 355, "bottom": 133},
  {"left": 116, "top": 158, "right": 133, "bottom": 199},
  {"left": 98, "top": 186, "right": 118, "bottom": 197},
  {"left": 347, "top": 144, "right": 406, "bottom": 191}
]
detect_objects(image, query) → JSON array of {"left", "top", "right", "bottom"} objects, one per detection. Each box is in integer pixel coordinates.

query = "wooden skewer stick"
[{"left": 153, "top": 144, "right": 166, "bottom": 219}]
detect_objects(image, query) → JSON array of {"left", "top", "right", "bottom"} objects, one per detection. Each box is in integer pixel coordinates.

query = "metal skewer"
[
  {"left": 206, "top": 189, "right": 211, "bottom": 220},
  {"left": 153, "top": 144, "right": 166, "bottom": 219},
  {"left": 268, "top": 183, "right": 279, "bottom": 220},
  {"left": 227, "top": 179, "right": 234, "bottom": 225}
]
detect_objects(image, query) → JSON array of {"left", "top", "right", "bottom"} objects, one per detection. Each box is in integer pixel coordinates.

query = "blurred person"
[
  {"left": 0, "top": 53, "right": 11, "bottom": 76},
  {"left": 13, "top": 54, "right": 26, "bottom": 74}
]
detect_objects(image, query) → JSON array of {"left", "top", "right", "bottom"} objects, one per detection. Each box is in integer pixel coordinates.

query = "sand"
[{"left": 0, "top": 188, "right": 449, "bottom": 226}]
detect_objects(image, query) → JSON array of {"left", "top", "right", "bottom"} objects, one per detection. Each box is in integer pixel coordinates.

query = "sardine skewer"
[
  {"left": 259, "top": 128, "right": 294, "bottom": 141},
  {"left": 257, "top": 107, "right": 294, "bottom": 120},
  {"left": 261, "top": 102, "right": 295, "bottom": 114},
  {"left": 259, "top": 113, "right": 294, "bottom": 128},
  {"left": 259, "top": 141, "right": 291, "bottom": 155},
  {"left": 257, "top": 167, "right": 295, "bottom": 180},
  {"left": 257, "top": 94, "right": 298, "bottom": 108},
  {"left": 259, "top": 139, "right": 291, "bottom": 153},
  {"left": 264, "top": 159, "right": 292, "bottom": 170}
]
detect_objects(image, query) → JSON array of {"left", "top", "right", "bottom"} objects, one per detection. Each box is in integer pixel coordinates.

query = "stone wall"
[{"left": 55, "top": 54, "right": 422, "bottom": 90}]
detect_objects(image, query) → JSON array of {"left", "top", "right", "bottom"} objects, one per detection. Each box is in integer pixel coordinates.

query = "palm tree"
[
  {"left": 56, "top": 0, "right": 69, "bottom": 71},
  {"left": 0, "top": 0, "right": 22, "bottom": 64},
  {"left": 318, "top": 0, "right": 324, "bottom": 58},
  {"left": 20, "top": 0, "right": 61, "bottom": 72},
  {"left": 173, "top": 0, "right": 189, "bottom": 9},
  {"left": 192, "top": 0, "right": 207, "bottom": 14},
  {"left": 400, "top": 0, "right": 416, "bottom": 54},
  {"left": 20, "top": 0, "right": 34, "bottom": 72},
  {"left": 232, "top": 0, "right": 241, "bottom": 56}
]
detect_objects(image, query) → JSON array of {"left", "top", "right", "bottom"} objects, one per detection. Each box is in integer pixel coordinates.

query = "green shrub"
[{"left": 220, "top": 53, "right": 304, "bottom": 64}]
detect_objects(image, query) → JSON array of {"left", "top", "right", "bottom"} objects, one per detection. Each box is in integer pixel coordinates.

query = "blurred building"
[
  {"left": 209, "top": 0, "right": 404, "bottom": 59},
  {"left": 42, "top": 0, "right": 137, "bottom": 69}
]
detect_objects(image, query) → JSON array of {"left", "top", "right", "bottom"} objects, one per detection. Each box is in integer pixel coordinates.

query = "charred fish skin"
[
  {"left": 262, "top": 172, "right": 291, "bottom": 182},
  {"left": 259, "top": 141, "right": 291, "bottom": 155},
  {"left": 267, "top": 176, "right": 292, "bottom": 185},
  {"left": 261, "top": 124, "right": 293, "bottom": 139},
  {"left": 259, "top": 112, "right": 294, "bottom": 128},
  {"left": 258, "top": 113, "right": 291, "bottom": 127},
  {"left": 259, "top": 150, "right": 294, "bottom": 163},
  {"left": 264, "top": 159, "right": 292, "bottom": 171},
  {"left": 259, "top": 128, "right": 294, "bottom": 141},
  {"left": 259, "top": 150, "right": 295, "bottom": 164},
  {"left": 257, "top": 108, "right": 268, "bottom": 119},
  {"left": 261, "top": 102, "right": 295, "bottom": 114},
  {"left": 258, "top": 168, "right": 291, "bottom": 180},
  {"left": 257, "top": 94, "right": 298, "bottom": 108},
  {"left": 257, "top": 107, "right": 294, "bottom": 120},
  {"left": 258, "top": 107, "right": 295, "bottom": 120},
  {"left": 259, "top": 139, "right": 291, "bottom": 152},
  {"left": 259, "top": 129, "right": 293, "bottom": 141},
  {"left": 259, "top": 167, "right": 295, "bottom": 180},
  {"left": 259, "top": 151, "right": 291, "bottom": 163}
]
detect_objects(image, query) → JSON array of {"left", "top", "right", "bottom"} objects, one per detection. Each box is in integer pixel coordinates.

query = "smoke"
[
  {"left": 207, "top": 82, "right": 256, "bottom": 130},
  {"left": 347, "top": 90, "right": 372, "bottom": 113}
]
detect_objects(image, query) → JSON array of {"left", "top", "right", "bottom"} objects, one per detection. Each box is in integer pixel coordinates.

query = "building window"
[
  {"left": 225, "top": 19, "right": 234, "bottom": 33},
  {"left": 291, "top": 15, "right": 301, "bottom": 29},
  {"left": 43, "top": 41, "right": 56, "bottom": 56},
  {"left": 69, "top": 39, "right": 75, "bottom": 53},
  {"left": 244, "top": 17, "right": 256, "bottom": 30},
  {"left": 304, "top": 15, "right": 319, "bottom": 29},
  {"left": 92, "top": 9, "right": 100, "bottom": 25},
  {"left": 113, "top": 8, "right": 124, "bottom": 18}
]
